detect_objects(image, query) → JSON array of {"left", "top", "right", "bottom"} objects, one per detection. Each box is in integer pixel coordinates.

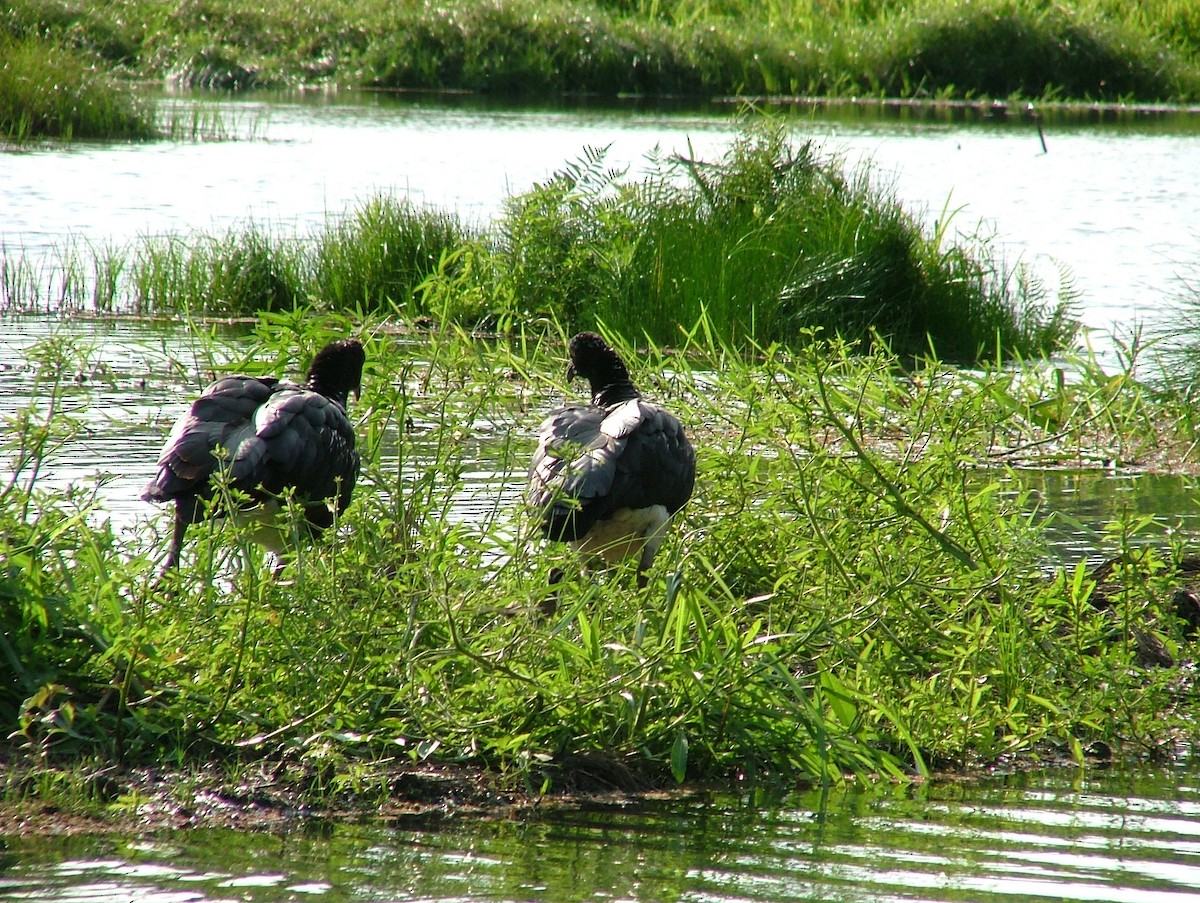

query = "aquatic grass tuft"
[
  {"left": 0, "top": 35, "right": 156, "bottom": 142},
  {"left": 311, "top": 195, "right": 473, "bottom": 315},
  {"left": 130, "top": 224, "right": 306, "bottom": 316},
  {"left": 500, "top": 121, "right": 1078, "bottom": 361},
  {"left": 124, "top": 196, "right": 475, "bottom": 319}
]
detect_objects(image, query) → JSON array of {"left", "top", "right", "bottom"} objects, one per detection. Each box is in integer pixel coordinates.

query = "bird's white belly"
[
  {"left": 571, "top": 505, "right": 669, "bottom": 564},
  {"left": 231, "top": 501, "right": 292, "bottom": 555}
]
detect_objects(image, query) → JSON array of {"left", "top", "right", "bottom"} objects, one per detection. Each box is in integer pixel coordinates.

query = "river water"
[{"left": 4, "top": 766, "right": 1200, "bottom": 902}]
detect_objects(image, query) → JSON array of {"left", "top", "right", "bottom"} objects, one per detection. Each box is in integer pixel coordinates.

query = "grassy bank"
[
  {"left": 4, "top": 0, "right": 1200, "bottom": 141},
  {"left": 2, "top": 123, "right": 1078, "bottom": 365},
  {"left": 3, "top": 312, "right": 1198, "bottom": 818},
  {"left": 0, "top": 34, "right": 157, "bottom": 141}
]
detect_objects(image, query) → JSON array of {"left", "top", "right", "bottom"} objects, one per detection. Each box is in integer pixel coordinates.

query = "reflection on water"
[
  {"left": 1018, "top": 469, "right": 1200, "bottom": 566},
  {"left": 3, "top": 767, "right": 1200, "bottom": 902}
]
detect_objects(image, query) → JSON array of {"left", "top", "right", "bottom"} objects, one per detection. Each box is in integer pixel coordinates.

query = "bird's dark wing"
[
  {"left": 528, "top": 399, "right": 694, "bottom": 542},
  {"left": 141, "top": 376, "right": 279, "bottom": 502},
  {"left": 605, "top": 402, "right": 695, "bottom": 518},
  {"left": 229, "top": 385, "right": 360, "bottom": 515}
]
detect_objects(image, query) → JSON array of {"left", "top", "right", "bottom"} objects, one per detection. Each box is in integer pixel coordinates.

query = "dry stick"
[
  {"left": 811, "top": 359, "right": 979, "bottom": 572},
  {"left": 1028, "top": 104, "right": 1048, "bottom": 154}
]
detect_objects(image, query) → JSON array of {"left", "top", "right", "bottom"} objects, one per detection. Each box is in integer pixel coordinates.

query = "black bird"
[
  {"left": 528, "top": 332, "right": 695, "bottom": 588},
  {"left": 142, "top": 338, "right": 365, "bottom": 571}
]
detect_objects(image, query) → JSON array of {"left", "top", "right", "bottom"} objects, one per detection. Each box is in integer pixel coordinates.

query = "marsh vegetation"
[
  {"left": 4, "top": 307, "right": 1200, "bottom": 821},
  {"left": 2, "top": 124, "right": 1077, "bottom": 365}
]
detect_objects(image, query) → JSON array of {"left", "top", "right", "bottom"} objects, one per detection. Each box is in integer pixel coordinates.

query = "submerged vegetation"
[
  {"left": 3, "top": 312, "right": 1199, "bottom": 820},
  {"left": 4, "top": 0, "right": 1200, "bottom": 140},
  {"left": 1, "top": 124, "right": 1078, "bottom": 364}
]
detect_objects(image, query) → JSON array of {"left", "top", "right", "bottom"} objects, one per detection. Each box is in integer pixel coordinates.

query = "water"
[
  {"left": 3, "top": 767, "right": 1200, "bottom": 902},
  {"left": 3, "top": 92, "right": 1200, "bottom": 345}
]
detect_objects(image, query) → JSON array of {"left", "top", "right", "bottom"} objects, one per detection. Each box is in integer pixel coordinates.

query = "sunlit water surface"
[{"left": 4, "top": 767, "right": 1200, "bottom": 902}]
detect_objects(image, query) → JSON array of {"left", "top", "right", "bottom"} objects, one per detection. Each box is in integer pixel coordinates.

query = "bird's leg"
[
  {"left": 636, "top": 515, "right": 671, "bottom": 589},
  {"left": 538, "top": 566, "right": 565, "bottom": 618},
  {"left": 162, "top": 496, "right": 200, "bottom": 572}
]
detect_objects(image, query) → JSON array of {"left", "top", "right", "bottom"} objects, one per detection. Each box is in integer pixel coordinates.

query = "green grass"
[
  {"left": 2, "top": 121, "right": 1080, "bottom": 364},
  {"left": 120, "top": 196, "right": 474, "bottom": 320},
  {"left": 0, "top": 35, "right": 156, "bottom": 141},
  {"left": 3, "top": 312, "right": 1197, "bottom": 799},
  {"left": 4, "top": 0, "right": 1200, "bottom": 140},
  {"left": 499, "top": 122, "right": 1077, "bottom": 360}
]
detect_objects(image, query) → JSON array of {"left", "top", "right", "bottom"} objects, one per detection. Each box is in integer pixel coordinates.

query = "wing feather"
[{"left": 528, "top": 399, "right": 694, "bottom": 542}]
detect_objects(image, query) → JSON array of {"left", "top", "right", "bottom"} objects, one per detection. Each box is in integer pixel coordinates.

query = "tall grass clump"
[
  {"left": 130, "top": 224, "right": 305, "bottom": 316},
  {"left": 311, "top": 195, "right": 473, "bottom": 315},
  {"left": 0, "top": 35, "right": 156, "bottom": 141},
  {"left": 874, "top": 0, "right": 1197, "bottom": 102},
  {"left": 501, "top": 121, "right": 1077, "bottom": 363},
  {"left": 125, "top": 197, "right": 478, "bottom": 319}
]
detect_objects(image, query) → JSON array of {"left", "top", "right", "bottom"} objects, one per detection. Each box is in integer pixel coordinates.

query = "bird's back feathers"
[
  {"left": 529, "top": 396, "right": 694, "bottom": 544},
  {"left": 142, "top": 375, "right": 358, "bottom": 517}
]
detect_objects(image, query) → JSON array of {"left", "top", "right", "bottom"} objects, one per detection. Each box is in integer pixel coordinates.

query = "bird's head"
[
  {"left": 308, "top": 338, "right": 365, "bottom": 405},
  {"left": 566, "top": 332, "right": 637, "bottom": 405}
]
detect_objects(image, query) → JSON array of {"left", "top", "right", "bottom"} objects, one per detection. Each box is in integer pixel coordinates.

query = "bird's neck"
[
  {"left": 593, "top": 381, "right": 641, "bottom": 407},
  {"left": 309, "top": 378, "right": 350, "bottom": 407}
]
